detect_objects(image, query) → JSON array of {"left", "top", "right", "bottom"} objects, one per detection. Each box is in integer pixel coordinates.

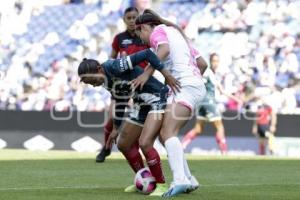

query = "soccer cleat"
[
  {"left": 186, "top": 175, "right": 200, "bottom": 193},
  {"left": 149, "top": 183, "right": 168, "bottom": 196},
  {"left": 95, "top": 148, "right": 111, "bottom": 163},
  {"left": 162, "top": 184, "right": 191, "bottom": 197},
  {"left": 124, "top": 184, "right": 137, "bottom": 193}
]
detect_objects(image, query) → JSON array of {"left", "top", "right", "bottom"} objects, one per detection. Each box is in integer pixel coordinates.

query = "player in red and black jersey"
[
  {"left": 111, "top": 10, "right": 149, "bottom": 65},
  {"left": 96, "top": 7, "right": 149, "bottom": 163},
  {"left": 252, "top": 99, "right": 277, "bottom": 155}
]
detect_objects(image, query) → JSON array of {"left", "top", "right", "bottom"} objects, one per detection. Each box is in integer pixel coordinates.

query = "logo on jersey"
[
  {"left": 119, "top": 58, "right": 129, "bottom": 72},
  {"left": 111, "top": 80, "right": 134, "bottom": 99},
  {"left": 122, "top": 39, "right": 133, "bottom": 45}
]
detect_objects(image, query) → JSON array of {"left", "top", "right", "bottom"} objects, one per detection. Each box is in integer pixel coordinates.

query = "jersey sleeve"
[
  {"left": 112, "top": 35, "right": 119, "bottom": 52},
  {"left": 190, "top": 46, "right": 201, "bottom": 59},
  {"left": 102, "top": 58, "right": 131, "bottom": 76},
  {"left": 150, "top": 26, "right": 169, "bottom": 51},
  {"left": 103, "top": 49, "right": 164, "bottom": 76},
  {"left": 128, "top": 49, "right": 164, "bottom": 71}
]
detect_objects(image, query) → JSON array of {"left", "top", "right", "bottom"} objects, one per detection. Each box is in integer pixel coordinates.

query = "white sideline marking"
[
  {"left": 0, "top": 186, "right": 101, "bottom": 191},
  {"left": 1, "top": 183, "right": 299, "bottom": 191},
  {"left": 202, "top": 183, "right": 300, "bottom": 187}
]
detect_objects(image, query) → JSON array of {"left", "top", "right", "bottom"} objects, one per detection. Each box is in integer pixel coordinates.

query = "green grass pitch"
[{"left": 0, "top": 149, "right": 300, "bottom": 200}]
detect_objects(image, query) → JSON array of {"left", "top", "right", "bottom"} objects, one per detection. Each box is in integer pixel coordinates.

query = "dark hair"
[
  {"left": 136, "top": 9, "right": 189, "bottom": 43},
  {"left": 124, "top": 7, "right": 139, "bottom": 16},
  {"left": 135, "top": 13, "right": 161, "bottom": 27},
  {"left": 209, "top": 53, "right": 219, "bottom": 62},
  {"left": 78, "top": 58, "right": 100, "bottom": 77}
]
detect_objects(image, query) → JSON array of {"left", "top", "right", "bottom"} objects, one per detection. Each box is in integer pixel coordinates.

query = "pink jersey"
[
  {"left": 190, "top": 45, "right": 201, "bottom": 60},
  {"left": 150, "top": 25, "right": 202, "bottom": 86}
]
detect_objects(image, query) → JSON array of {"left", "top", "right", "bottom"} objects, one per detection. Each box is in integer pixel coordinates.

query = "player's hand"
[
  {"left": 270, "top": 125, "right": 276, "bottom": 133},
  {"left": 161, "top": 69, "right": 181, "bottom": 94},
  {"left": 131, "top": 72, "right": 150, "bottom": 90},
  {"left": 106, "top": 128, "right": 118, "bottom": 150}
]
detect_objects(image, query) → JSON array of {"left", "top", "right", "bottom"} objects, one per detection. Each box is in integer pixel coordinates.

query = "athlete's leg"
[
  {"left": 104, "top": 100, "right": 115, "bottom": 147},
  {"left": 267, "top": 131, "right": 276, "bottom": 155},
  {"left": 117, "top": 121, "right": 144, "bottom": 173},
  {"left": 259, "top": 138, "right": 267, "bottom": 155},
  {"left": 139, "top": 112, "right": 165, "bottom": 184},
  {"left": 212, "top": 120, "right": 227, "bottom": 154},
  {"left": 182, "top": 120, "right": 205, "bottom": 149},
  {"left": 159, "top": 119, "right": 197, "bottom": 190},
  {"left": 257, "top": 125, "right": 268, "bottom": 155},
  {"left": 96, "top": 100, "right": 115, "bottom": 163},
  {"left": 161, "top": 103, "right": 192, "bottom": 184},
  {"left": 138, "top": 112, "right": 168, "bottom": 196},
  {"left": 181, "top": 119, "right": 203, "bottom": 192},
  {"left": 160, "top": 81, "right": 206, "bottom": 197},
  {"left": 160, "top": 103, "right": 195, "bottom": 197}
]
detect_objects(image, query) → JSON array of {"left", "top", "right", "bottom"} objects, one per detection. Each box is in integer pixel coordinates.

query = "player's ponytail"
[{"left": 78, "top": 58, "right": 99, "bottom": 76}]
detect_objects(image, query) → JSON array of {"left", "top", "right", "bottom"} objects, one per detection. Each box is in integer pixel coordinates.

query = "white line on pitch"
[
  {"left": 0, "top": 183, "right": 300, "bottom": 191},
  {"left": 202, "top": 183, "right": 300, "bottom": 187},
  {"left": 0, "top": 186, "right": 102, "bottom": 191}
]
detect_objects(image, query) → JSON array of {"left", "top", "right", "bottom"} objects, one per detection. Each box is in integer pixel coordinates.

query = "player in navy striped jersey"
[
  {"left": 96, "top": 7, "right": 149, "bottom": 163},
  {"left": 78, "top": 48, "right": 179, "bottom": 195}
]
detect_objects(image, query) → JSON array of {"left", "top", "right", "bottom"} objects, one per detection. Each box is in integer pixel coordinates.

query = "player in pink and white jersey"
[{"left": 133, "top": 10, "right": 207, "bottom": 197}]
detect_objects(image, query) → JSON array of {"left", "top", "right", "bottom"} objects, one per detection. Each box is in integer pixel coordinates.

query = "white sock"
[
  {"left": 183, "top": 154, "right": 192, "bottom": 179},
  {"left": 165, "top": 137, "right": 186, "bottom": 183}
]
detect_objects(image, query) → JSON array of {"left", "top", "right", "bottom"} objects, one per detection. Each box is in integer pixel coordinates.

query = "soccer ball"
[{"left": 134, "top": 167, "right": 156, "bottom": 194}]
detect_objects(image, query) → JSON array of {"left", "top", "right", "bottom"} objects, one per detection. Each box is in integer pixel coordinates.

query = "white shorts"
[{"left": 167, "top": 81, "right": 206, "bottom": 112}]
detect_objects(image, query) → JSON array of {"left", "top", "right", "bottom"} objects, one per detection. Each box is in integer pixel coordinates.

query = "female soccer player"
[
  {"left": 252, "top": 98, "right": 277, "bottom": 155},
  {"left": 96, "top": 7, "right": 149, "bottom": 163},
  {"left": 134, "top": 11, "right": 206, "bottom": 197},
  {"left": 78, "top": 49, "right": 176, "bottom": 195}
]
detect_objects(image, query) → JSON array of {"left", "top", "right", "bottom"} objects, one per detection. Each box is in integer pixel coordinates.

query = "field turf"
[{"left": 0, "top": 149, "right": 300, "bottom": 200}]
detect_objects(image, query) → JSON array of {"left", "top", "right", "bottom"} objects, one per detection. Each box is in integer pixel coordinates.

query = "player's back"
[
  {"left": 150, "top": 24, "right": 201, "bottom": 85},
  {"left": 103, "top": 59, "right": 168, "bottom": 99}
]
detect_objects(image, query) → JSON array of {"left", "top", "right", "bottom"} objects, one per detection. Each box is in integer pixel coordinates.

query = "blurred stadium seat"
[{"left": 0, "top": 0, "right": 300, "bottom": 114}]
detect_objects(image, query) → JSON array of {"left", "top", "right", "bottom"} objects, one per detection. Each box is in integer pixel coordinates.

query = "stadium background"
[{"left": 0, "top": 0, "right": 300, "bottom": 156}]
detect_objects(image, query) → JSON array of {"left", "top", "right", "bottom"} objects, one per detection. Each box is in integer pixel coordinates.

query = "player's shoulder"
[
  {"left": 153, "top": 24, "right": 167, "bottom": 33},
  {"left": 114, "top": 31, "right": 127, "bottom": 39}
]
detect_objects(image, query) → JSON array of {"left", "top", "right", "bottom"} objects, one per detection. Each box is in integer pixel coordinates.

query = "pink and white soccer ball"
[{"left": 134, "top": 167, "right": 156, "bottom": 194}]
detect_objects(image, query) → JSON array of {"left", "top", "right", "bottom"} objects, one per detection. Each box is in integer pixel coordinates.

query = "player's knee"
[
  {"left": 117, "top": 139, "right": 127, "bottom": 153},
  {"left": 138, "top": 137, "right": 151, "bottom": 153}
]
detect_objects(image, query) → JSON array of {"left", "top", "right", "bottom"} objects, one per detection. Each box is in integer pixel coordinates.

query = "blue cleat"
[
  {"left": 186, "top": 175, "right": 200, "bottom": 193},
  {"left": 162, "top": 184, "right": 191, "bottom": 197}
]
